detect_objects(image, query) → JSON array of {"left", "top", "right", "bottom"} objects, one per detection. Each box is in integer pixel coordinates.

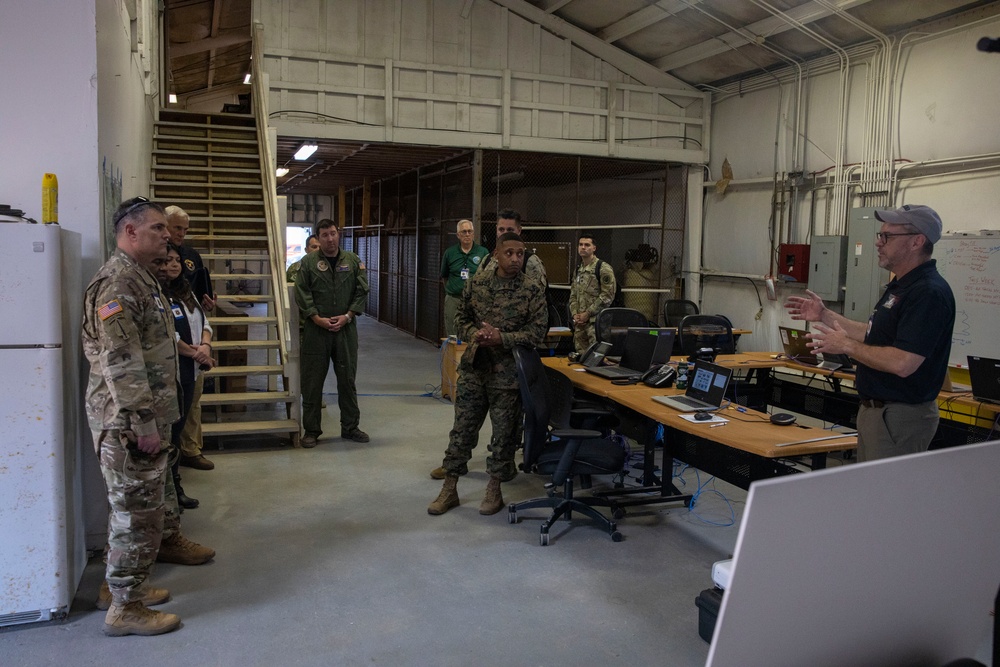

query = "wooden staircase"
[{"left": 151, "top": 108, "right": 299, "bottom": 445}]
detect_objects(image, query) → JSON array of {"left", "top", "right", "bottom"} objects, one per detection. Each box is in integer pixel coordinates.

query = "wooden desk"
[
  {"left": 440, "top": 329, "right": 573, "bottom": 402},
  {"left": 543, "top": 357, "right": 858, "bottom": 491}
]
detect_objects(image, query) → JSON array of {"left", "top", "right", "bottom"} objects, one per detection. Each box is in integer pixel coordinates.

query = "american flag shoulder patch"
[{"left": 98, "top": 299, "right": 124, "bottom": 321}]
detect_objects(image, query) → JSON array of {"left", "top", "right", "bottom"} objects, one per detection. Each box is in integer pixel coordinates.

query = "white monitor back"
[{"left": 707, "top": 441, "right": 1000, "bottom": 667}]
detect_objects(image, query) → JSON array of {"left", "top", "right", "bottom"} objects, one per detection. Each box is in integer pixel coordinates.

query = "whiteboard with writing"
[{"left": 934, "top": 232, "right": 1000, "bottom": 367}]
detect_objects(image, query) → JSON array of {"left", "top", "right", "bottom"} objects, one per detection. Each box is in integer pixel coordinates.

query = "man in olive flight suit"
[
  {"left": 295, "top": 218, "right": 370, "bottom": 447},
  {"left": 83, "top": 197, "right": 213, "bottom": 637},
  {"left": 428, "top": 232, "right": 548, "bottom": 516}
]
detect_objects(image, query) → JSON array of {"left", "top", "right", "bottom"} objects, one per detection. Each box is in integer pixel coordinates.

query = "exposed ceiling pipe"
[{"left": 749, "top": 0, "right": 851, "bottom": 235}]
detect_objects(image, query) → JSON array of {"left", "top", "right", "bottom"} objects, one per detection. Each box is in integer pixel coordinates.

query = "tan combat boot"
[
  {"left": 429, "top": 466, "right": 446, "bottom": 480},
  {"left": 103, "top": 600, "right": 181, "bottom": 637},
  {"left": 479, "top": 476, "right": 505, "bottom": 515},
  {"left": 96, "top": 580, "right": 170, "bottom": 611},
  {"left": 156, "top": 533, "right": 215, "bottom": 566},
  {"left": 427, "top": 474, "right": 460, "bottom": 515}
]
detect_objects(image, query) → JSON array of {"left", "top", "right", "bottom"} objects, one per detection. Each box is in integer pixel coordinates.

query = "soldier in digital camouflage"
[
  {"left": 82, "top": 197, "right": 212, "bottom": 637},
  {"left": 428, "top": 232, "right": 548, "bottom": 517},
  {"left": 569, "top": 232, "right": 616, "bottom": 355}
]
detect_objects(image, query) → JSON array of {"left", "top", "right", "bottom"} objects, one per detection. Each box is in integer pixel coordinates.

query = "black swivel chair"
[
  {"left": 594, "top": 307, "right": 650, "bottom": 358},
  {"left": 509, "top": 346, "right": 627, "bottom": 545},
  {"left": 678, "top": 314, "right": 737, "bottom": 360},
  {"left": 664, "top": 299, "right": 699, "bottom": 355},
  {"left": 664, "top": 299, "right": 699, "bottom": 328}
]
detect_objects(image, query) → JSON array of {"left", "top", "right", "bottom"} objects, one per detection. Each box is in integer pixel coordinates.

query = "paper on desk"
[{"left": 678, "top": 414, "right": 728, "bottom": 424}]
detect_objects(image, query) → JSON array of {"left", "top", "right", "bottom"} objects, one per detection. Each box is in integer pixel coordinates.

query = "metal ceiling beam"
[
  {"left": 653, "top": 0, "right": 875, "bottom": 71},
  {"left": 170, "top": 33, "right": 251, "bottom": 58},
  {"left": 598, "top": 0, "right": 700, "bottom": 44},
  {"left": 489, "top": 0, "right": 695, "bottom": 90},
  {"left": 538, "top": 0, "right": 574, "bottom": 13}
]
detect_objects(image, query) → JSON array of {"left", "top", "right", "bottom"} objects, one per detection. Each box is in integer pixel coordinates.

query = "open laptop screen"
[{"left": 968, "top": 355, "right": 1000, "bottom": 405}]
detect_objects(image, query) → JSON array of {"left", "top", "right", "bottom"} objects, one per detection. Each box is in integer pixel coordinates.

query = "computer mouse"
[
  {"left": 770, "top": 412, "right": 797, "bottom": 426},
  {"left": 694, "top": 411, "right": 713, "bottom": 421}
]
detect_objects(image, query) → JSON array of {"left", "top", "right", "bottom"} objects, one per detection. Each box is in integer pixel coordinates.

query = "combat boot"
[
  {"left": 479, "top": 476, "right": 505, "bottom": 515},
  {"left": 96, "top": 581, "right": 170, "bottom": 611},
  {"left": 427, "top": 474, "right": 460, "bottom": 515},
  {"left": 430, "top": 466, "right": 446, "bottom": 480},
  {"left": 156, "top": 533, "right": 215, "bottom": 565},
  {"left": 172, "top": 469, "right": 199, "bottom": 510},
  {"left": 103, "top": 600, "right": 181, "bottom": 636}
]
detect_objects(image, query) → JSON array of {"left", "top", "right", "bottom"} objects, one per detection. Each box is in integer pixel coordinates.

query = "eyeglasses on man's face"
[
  {"left": 457, "top": 229, "right": 474, "bottom": 235},
  {"left": 875, "top": 231, "right": 920, "bottom": 243}
]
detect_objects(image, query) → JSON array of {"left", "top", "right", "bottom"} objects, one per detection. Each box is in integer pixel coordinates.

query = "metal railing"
[{"left": 251, "top": 23, "right": 291, "bottom": 374}]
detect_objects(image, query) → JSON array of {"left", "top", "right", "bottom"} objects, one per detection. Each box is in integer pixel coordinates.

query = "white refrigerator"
[{"left": 0, "top": 221, "right": 85, "bottom": 626}]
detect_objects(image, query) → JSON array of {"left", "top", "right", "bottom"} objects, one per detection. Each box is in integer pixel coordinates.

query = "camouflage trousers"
[
  {"left": 441, "top": 368, "right": 521, "bottom": 480},
  {"left": 93, "top": 427, "right": 181, "bottom": 603},
  {"left": 573, "top": 322, "right": 597, "bottom": 356}
]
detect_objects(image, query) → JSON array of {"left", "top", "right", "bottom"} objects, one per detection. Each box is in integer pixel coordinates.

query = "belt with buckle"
[{"left": 860, "top": 398, "right": 885, "bottom": 408}]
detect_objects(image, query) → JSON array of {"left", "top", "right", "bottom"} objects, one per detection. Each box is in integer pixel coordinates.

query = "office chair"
[
  {"left": 664, "top": 299, "right": 699, "bottom": 355},
  {"left": 678, "top": 314, "right": 737, "bottom": 360},
  {"left": 594, "top": 307, "right": 650, "bottom": 357},
  {"left": 663, "top": 299, "right": 699, "bottom": 328},
  {"left": 509, "top": 346, "right": 627, "bottom": 545}
]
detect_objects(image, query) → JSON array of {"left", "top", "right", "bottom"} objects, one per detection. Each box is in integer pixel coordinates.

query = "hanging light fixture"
[
  {"left": 294, "top": 143, "right": 318, "bottom": 160},
  {"left": 275, "top": 167, "right": 289, "bottom": 177}
]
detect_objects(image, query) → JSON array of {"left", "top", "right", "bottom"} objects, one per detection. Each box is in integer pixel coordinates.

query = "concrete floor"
[{"left": 0, "top": 318, "right": 746, "bottom": 666}]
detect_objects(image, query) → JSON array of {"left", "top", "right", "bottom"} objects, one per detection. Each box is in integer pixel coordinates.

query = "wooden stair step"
[
  {"left": 216, "top": 294, "right": 275, "bottom": 303},
  {"left": 153, "top": 149, "right": 258, "bottom": 160},
  {"left": 151, "top": 180, "right": 263, "bottom": 190},
  {"left": 201, "top": 419, "right": 299, "bottom": 438},
  {"left": 189, "top": 216, "right": 267, "bottom": 223},
  {"left": 154, "top": 129, "right": 256, "bottom": 139},
  {"left": 210, "top": 316, "right": 277, "bottom": 325},
  {"left": 206, "top": 364, "right": 284, "bottom": 376},
  {"left": 188, "top": 236, "right": 268, "bottom": 243},
  {"left": 160, "top": 198, "right": 264, "bottom": 206},
  {"left": 201, "top": 252, "right": 271, "bottom": 260},
  {"left": 212, "top": 340, "right": 280, "bottom": 350},
  {"left": 210, "top": 273, "right": 272, "bottom": 280},
  {"left": 156, "top": 117, "right": 257, "bottom": 129},
  {"left": 151, "top": 165, "right": 260, "bottom": 174},
  {"left": 201, "top": 391, "right": 291, "bottom": 405}
]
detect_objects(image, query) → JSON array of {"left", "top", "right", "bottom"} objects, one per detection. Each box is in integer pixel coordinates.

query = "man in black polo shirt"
[{"left": 785, "top": 205, "right": 955, "bottom": 461}]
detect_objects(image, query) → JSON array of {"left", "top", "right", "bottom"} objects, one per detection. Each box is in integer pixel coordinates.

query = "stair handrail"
[{"left": 250, "top": 23, "right": 290, "bottom": 370}]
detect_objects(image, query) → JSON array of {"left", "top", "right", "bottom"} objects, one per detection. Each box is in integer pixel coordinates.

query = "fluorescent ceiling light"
[
  {"left": 169, "top": 93, "right": 178, "bottom": 104},
  {"left": 294, "top": 143, "right": 318, "bottom": 160},
  {"left": 275, "top": 167, "right": 289, "bottom": 177},
  {"left": 491, "top": 171, "right": 525, "bottom": 184},
  {"left": 243, "top": 73, "right": 251, "bottom": 84}
]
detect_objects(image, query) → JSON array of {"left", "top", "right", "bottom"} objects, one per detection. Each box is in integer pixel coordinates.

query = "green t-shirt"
[{"left": 440, "top": 243, "right": 490, "bottom": 296}]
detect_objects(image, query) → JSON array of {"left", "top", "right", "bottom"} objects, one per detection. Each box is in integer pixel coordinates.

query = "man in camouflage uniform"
[
  {"left": 83, "top": 197, "right": 214, "bottom": 637},
  {"left": 569, "top": 233, "right": 616, "bottom": 355},
  {"left": 479, "top": 208, "right": 547, "bottom": 282},
  {"left": 428, "top": 233, "right": 548, "bottom": 516},
  {"left": 295, "top": 218, "right": 370, "bottom": 447},
  {"left": 286, "top": 233, "right": 320, "bottom": 284},
  {"left": 427, "top": 208, "right": 548, "bottom": 481}
]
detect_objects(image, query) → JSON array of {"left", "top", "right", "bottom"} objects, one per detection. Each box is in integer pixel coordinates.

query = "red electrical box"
[{"left": 778, "top": 243, "right": 811, "bottom": 283}]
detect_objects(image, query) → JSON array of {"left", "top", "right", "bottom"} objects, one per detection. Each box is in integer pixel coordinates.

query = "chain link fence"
[{"left": 333, "top": 149, "right": 687, "bottom": 342}]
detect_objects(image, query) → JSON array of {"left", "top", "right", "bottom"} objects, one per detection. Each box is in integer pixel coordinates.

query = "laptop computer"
[
  {"left": 967, "top": 355, "right": 1000, "bottom": 405},
  {"left": 778, "top": 326, "right": 851, "bottom": 372},
  {"left": 586, "top": 328, "right": 675, "bottom": 381},
  {"left": 653, "top": 360, "right": 733, "bottom": 412}
]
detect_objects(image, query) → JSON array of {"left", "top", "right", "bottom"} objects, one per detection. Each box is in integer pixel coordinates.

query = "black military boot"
[{"left": 172, "top": 464, "right": 199, "bottom": 510}]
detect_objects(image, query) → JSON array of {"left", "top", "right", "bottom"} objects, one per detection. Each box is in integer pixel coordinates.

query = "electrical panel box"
[
  {"left": 843, "top": 208, "right": 890, "bottom": 320},
  {"left": 808, "top": 235, "right": 848, "bottom": 301},
  {"left": 777, "top": 243, "right": 811, "bottom": 283}
]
